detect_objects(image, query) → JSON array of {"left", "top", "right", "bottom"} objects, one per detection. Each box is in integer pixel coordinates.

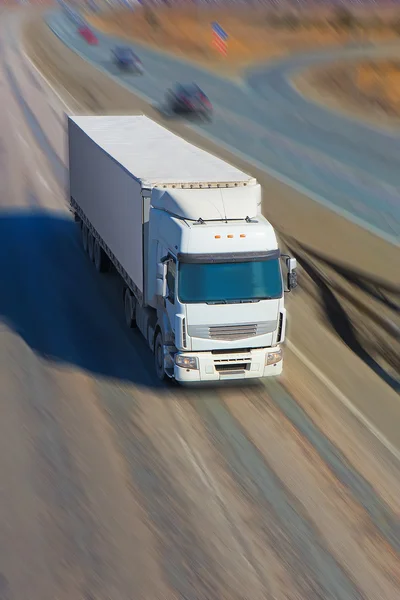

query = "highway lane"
[
  {"left": 247, "top": 46, "right": 400, "bottom": 223},
  {"left": 46, "top": 10, "right": 400, "bottom": 244},
  {"left": 0, "top": 7, "right": 400, "bottom": 599}
]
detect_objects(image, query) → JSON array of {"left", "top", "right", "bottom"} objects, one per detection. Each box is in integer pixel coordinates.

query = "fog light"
[
  {"left": 266, "top": 349, "right": 282, "bottom": 366},
  {"left": 175, "top": 355, "right": 199, "bottom": 370}
]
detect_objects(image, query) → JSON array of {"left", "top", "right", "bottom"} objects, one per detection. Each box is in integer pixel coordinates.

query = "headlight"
[
  {"left": 175, "top": 355, "right": 199, "bottom": 370},
  {"left": 265, "top": 349, "right": 283, "bottom": 366}
]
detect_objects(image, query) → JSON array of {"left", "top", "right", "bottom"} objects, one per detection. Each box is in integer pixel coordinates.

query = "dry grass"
[
  {"left": 296, "top": 60, "right": 400, "bottom": 123},
  {"left": 356, "top": 61, "right": 400, "bottom": 116}
]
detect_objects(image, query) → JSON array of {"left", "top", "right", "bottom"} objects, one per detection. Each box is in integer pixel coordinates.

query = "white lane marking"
[
  {"left": 21, "top": 22, "right": 400, "bottom": 462},
  {"left": 176, "top": 433, "right": 214, "bottom": 491},
  {"left": 17, "top": 131, "right": 28, "bottom": 147},
  {"left": 286, "top": 340, "right": 400, "bottom": 463},
  {"left": 17, "top": 128, "right": 52, "bottom": 191},
  {"left": 11, "top": 105, "right": 52, "bottom": 186},
  {"left": 38, "top": 172, "right": 50, "bottom": 190},
  {"left": 176, "top": 432, "right": 259, "bottom": 575},
  {"left": 21, "top": 46, "right": 75, "bottom": 113}
]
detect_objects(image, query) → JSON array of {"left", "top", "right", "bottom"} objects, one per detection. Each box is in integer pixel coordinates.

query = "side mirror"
[
  {"left": 285, "top": 256, "right": 298, "bottom": 291},
  {"left": 156, "top": 261, "right": 167, "bottom": 298},
  {"left": 285, "top": 257, "right": 297, "bottom": 273}
]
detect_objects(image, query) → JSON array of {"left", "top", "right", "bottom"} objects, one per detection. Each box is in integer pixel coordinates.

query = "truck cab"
[{"left": 145, "top": 183, "right": 296, "bottom": 383}]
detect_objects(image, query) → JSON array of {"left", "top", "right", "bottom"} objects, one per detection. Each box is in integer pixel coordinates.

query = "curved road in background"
[{"left": 47, "top": 11, "right": 400, "bottom": 244}]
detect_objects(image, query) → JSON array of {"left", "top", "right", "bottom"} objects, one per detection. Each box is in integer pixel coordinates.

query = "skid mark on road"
[
  {"left": 262, "top": 379, "right": 400, "bottom": 551},
  {"left": 193, "top": 391, "right": 365, "bottom": 600},
  {"left": 3, "top": 62, "right": 67, "bottom": 189},
  {"left": 11, "top": 346, "right": 109, "bottom": 596},
  {"left": 93, "top": 380, "right": 248, "bottom": 600}
]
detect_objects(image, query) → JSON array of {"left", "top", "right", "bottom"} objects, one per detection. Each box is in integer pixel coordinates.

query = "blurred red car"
[{"left": 78, "top": 26, "right": 98, "bottom": 45}]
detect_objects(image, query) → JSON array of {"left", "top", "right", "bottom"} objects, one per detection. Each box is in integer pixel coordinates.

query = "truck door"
[
  {"left": 156, "top": 242, "right": 176, "bottom": 339},
  {"left": 165, "top": 256, "right": 177, "bottom": 334}
]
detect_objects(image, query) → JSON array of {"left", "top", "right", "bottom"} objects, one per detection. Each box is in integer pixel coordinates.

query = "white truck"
[{"left": 68, "top": 115, "right": 297, "bottom": 383}]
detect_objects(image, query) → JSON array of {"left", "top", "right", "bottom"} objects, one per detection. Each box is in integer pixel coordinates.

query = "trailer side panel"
[{"left": 68, "top": 118, "right": 146, "bottom": 295}]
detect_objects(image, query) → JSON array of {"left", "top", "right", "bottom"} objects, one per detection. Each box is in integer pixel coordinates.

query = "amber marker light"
[
  {"left": 215, "top": 235, "right": 221, "bottom": 239},
  {"left": 227, "top": 234, "right": 234, "bottom": 238}
]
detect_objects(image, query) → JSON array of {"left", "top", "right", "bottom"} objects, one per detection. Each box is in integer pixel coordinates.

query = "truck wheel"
[
  {"left": 154, "top": 332, "right": 167, "bottom": 381},
  {"left": 124, "top": 288, "right": 136, "bottom": 328},
  {"left": 81, "top": 224, "right": 88, "bottom": 253},
  {"left": 94, "top": 239, "right": 109, "bottom": 273},
  {"left": 88, "top": 232, "right": 95, "bottom": 262}
]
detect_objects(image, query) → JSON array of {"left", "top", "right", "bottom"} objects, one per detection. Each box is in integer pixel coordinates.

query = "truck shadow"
[
  {"left": 0, "top": 209, "right": 164, "bottom": 389},
  {"left": 287, "top": 242, "right": 400, "bottom": 393},
  {"left": 0, "top": 209, "right": 265, "bottom": 393}
]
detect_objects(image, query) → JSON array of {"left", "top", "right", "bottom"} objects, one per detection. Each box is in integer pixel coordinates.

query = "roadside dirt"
[{"left": 296, "top": 60, "right": 400, "bottom": 127}]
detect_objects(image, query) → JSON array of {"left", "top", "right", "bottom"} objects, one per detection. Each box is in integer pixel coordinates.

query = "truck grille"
[
  {"left": 213, "top": 351, "right": 252, "bottom": 374},
  {"left": 215, "top": 363, "right": 249, "bottom": 373},
  {"left": 209, "top": 324, "right": 257, "bottom": 340},
  {"left": 188, "top": 321, "right": 276, "bottom": 341}
]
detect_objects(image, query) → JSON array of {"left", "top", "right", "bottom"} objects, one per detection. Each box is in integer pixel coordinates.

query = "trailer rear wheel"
[
  {"left": 81, "top": 224, "right": 88, "bottom": 253},
  {"left": 94, "top": 239, "right": 109, "bottom": 273},
  {"left": 154, "top": 332, "right": 167, "bottom": 381},
  {"left": 88, "top": 232, "right": 95, "bottom": 262},
  {"left": 124, "top": 288, "right": 137, "bottom": 328}
]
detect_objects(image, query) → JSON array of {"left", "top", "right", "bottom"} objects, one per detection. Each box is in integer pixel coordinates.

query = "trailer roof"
[{"left": 69, "top": 115, "right": 255, "bottom": 187}]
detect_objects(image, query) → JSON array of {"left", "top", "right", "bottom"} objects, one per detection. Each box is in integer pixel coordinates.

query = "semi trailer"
[{"left": 68, "top": 115, "right": 297, "bottom": 383}]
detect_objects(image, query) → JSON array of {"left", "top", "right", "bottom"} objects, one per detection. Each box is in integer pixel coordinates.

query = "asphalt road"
[
  {"left": 0, "top": 7, "right": 399, "bottom": 600},
  {"left": 47, "top": 10, "right": 400, "bottom": 244}
]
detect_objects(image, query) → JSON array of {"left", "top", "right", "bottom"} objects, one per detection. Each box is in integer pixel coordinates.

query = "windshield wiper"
[{"left": 206, "top": 298, "right": 264, "bottom": 305}]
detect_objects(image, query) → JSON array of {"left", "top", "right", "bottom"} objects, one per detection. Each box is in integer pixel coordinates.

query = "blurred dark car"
[
  {"left": 165, "top": 83, "right": 212, "bottom": 119},
  {"left": 112, "top": 46, "right": 144, "bottom": 73}
]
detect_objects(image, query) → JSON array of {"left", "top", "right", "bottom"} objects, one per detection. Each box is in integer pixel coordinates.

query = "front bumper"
[{"left": 173, "top": 346, "right": 283, "bottom": 383}]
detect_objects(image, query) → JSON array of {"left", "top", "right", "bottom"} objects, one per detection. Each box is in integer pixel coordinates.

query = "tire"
[
  {"left": 94, "top": 238, "right": 109, "bottom": 273},
  {"left": 154, "top": 331, "right": 167, "bottom": 381},
  {"left": 124, "top": 288, "right": 137, "bottom": 329},
  {"left": 88, "top": 231, "right": 95, "bottom": 262},
  {"left": 81, "top": 224, "right": 88, "bottom": 253}
]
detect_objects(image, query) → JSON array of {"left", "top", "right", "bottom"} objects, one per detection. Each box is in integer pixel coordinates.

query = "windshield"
[{"left": 178, "top": 259, "right": 283, "bottom": 304}]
